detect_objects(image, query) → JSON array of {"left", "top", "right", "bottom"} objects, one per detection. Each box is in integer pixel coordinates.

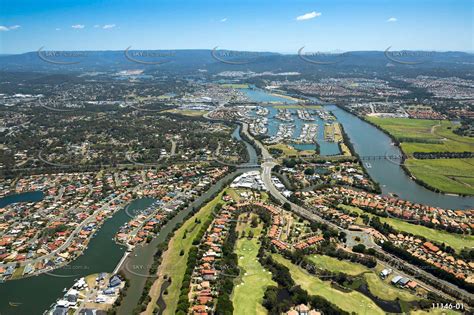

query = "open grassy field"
[
  {"left": 267, "top": 143, "right": 315, "bottom": 158},
  {"left": 366, "top": 117, "right": 474, "bottom": 195},
  {"left": 273, "top": 254, "right": 385, "bottom": 315},
  {"left": 145, "top": 189, "right": 226, "bottom": 314},
  {"left": 340, "top": 204, "right": 474, "bottom": 253},
  {"left": 163, "top": 109, "right": 209, "bottom": 117},
  {"left": 364, "top": 273, "right": 419, "bottom": 302},
  {"left": 307, "top": 254, "right": 369, "bottom": 276},
  {"left": 307, "top": 254, "right": 419, "bottom": 302},
  {"left": 232, "top": 214, "right": 275, "bottom": 315},
  {"left": 406, "top": 158, "right": 474, "bottom": 195}
]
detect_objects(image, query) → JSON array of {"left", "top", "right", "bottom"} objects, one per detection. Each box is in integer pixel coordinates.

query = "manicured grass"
[
  {"left": 306, "top": 254, "right": 369, "bottom": 276},
  {"left": 307, "top": 255, "right": 419, "bottom": 302},
  {"left": 272, "top": 254, "right": 385, "bottom": 315},
  {"left": 147, "top": 189, "right": 226, "bottom": 315},
  {"left": 232, "top": 214, "right": 276, "bottom": 315},
  {"left": 366, "top": 117, "right": 474, "bottom": 194},
  {"left": 364, "top": 273, "right": 419, "bottom": 302},
  {"left": 406, "top": 158, "right": 474, "bottom": 195},
  {"left": 339, "top": 204, "right": 474, "bottom": 253},
  {"left": 267, "top": 143, "right": 314, "bottom": 158}
]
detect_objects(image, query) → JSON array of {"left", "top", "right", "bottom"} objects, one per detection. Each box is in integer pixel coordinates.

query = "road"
[
  {"left": 242, "top": 122, "right": 473, "bottom": 305},
  {"left": 0, "top": 180, "right": 145, "bottom": 273}
]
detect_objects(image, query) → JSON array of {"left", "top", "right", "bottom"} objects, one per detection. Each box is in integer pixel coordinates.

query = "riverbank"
[
  {"left": 364, "top": 115, "right": 474, "bottom": 196},
  {"left": 328, "top": 104, "right": 474, "bottom": 209}
]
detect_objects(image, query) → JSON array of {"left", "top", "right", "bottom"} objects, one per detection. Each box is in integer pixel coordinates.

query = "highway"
[{"left": 241, "top": 122, "right": 473, "bottom": 306}]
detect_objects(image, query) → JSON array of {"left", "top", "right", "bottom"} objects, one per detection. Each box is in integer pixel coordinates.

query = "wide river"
[
  {"left": 0, "top": 102, "right": 472, "bottom": 314},
  {"left": 328, "top": 105, "right": 474, "bottom": 209}
]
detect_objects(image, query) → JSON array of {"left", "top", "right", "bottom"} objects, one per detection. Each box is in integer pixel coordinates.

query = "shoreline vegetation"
[
  {"left": 365, "top": 116, "right": 474, "bottom": 196},
  {"left": 142, "top": 188, "right": 227, "bottom": 314}
]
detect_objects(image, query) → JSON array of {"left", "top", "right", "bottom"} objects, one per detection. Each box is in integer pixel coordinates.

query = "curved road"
[{"left": 241, "top": 122, "right": 473, "bottom": 306}]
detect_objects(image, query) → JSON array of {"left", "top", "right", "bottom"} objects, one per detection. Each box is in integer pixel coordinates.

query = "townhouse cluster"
[
  {"left": 115, "top": 166, "right": 228, "bottom": 248},
  {"left": 189, "top": 203, "right": 236, "bottom": 314},
  {"left": 306, "top": 187, "right": 474, "bottom": 233},
  {"left": 235, "top": 202, "right": 324, "bottom": 253},
  {"left": 388, "top": 234, "right": 474, "bottom": 284},
  {"left": 282, "top": 161, "right": 374, "bottom": 191},
  {"left": 0, "top": 165, "right": 228, "bottom": 281}
]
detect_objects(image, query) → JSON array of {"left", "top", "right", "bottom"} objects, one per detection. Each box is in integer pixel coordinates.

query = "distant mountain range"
[{"left": 0, "top": 49, "right": 472, "bottom": 76}]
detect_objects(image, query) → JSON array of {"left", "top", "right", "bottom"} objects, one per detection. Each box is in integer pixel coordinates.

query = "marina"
[{"left": 245, "top": 104, "right": 341, "bottom": 155}]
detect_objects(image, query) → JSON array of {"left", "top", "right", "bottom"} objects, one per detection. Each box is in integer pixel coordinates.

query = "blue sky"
[{"left": 0, "top": 0, "right": 472, "bottom": 54}]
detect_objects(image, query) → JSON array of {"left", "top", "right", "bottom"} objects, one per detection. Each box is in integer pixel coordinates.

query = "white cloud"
[
  {"left": 102, "top": 24, "right": 116, "bottom": 29},
  {"left": 0, "top": 25, "right": 21, "bottom": 31},
  {"left": 296, "top": 11, "right": 321, "bottom": 21},
  {"left": 55, "top": 28, "right": 61, "bottom": 31},
  {"left": 71, "top": 24, "right": 85, "bottom": 29},
  {"left": 387, "top": 17, "right": 398, "bottom": 22},
  {"left": 94, "top": 24, "right": 101, "bottom": 28},
  {"left": 220, "top": 18, "right": 227, "bottom": 22}
]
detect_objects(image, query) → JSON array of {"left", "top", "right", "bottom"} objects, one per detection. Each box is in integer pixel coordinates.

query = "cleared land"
[
  {"left": 232, "top": 214, "right": 275, "bottom": 315},
  {"left": 144, "top": 190, "right": 226, "bottom": 315},
  {"left": 163, "top": 109, "right": 209, "bottom": 117},
  {"left": 340, "top": 204, "right": 474, "bottom": 253},
  {"left": 273, "top": 254, "right": 385, "bottom": 315},
  {"left": 366, "top": 117, "right": 474, "bottom": 195}
]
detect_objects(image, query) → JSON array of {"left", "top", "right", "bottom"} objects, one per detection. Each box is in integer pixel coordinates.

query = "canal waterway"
[
  {"left": 116, "top": 168, "right": 252, "bottom": 315},
  {"left": 249, "top": 105, "right": 341, "bottom": 155},
  {"left": 0, "top": 124, "right": 259, "bottom": 315},
  {"left": 0, "top": 195, "right": 155, "bottom": 315},
  {"left": 232, "top": 124, "right": 258, "bottom": 165},
  {"left": 0, "top": 191, "right": 44, "bottom": 208}
]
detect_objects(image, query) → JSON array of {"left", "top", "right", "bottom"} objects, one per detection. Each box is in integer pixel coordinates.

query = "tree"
[
  {"left": 251, "top": 216, "right": 259, "bottom": 228},
  {"left": 352, "top": 244, "right": 366, "bottom": 253}
]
